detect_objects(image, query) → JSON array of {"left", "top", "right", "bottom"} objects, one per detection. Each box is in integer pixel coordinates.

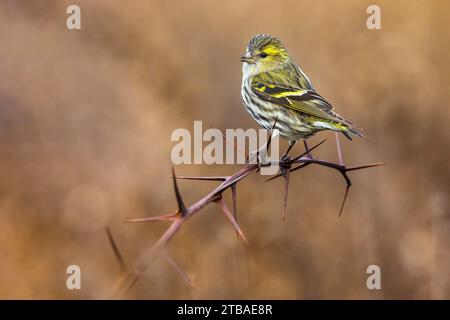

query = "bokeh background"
[{"left": 0, "top": 0, "right": 449, "bottom": 299}]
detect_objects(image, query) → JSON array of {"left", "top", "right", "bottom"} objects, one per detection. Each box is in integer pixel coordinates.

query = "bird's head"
[{"left": 240, "top": 34, "right": 290, "bottom": 74}]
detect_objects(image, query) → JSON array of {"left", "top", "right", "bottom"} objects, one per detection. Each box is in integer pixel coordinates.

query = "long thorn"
[
  {"left": 346, "top": 162, "right": 385, "bottom": 171},
  {"left": 125, "top": 211, "right": 179, "bottom": 223},
  {"left": 335, "top": 132, "right": 344, "bottom": 165},
  {"left": 215, "top": 198, "right": 248, "bottom": 244},
  {"left": 339, "top": 184, "right": 351, "bottom": 217},
  {"left": 172, "top": 167, "right": 187, "bottom": 215},
  {"left": 106, "top": 227, "right": 127, "bottom": 272},
  {"left": 176, "top": 176, "right": 227, "bottom": 181},
  {"left": 162, "top": 249, "right": 194, "bottom": 287},
  {"left": 292, "top": 139, "right": 326, "bottom": 162},
  {"left": 231, "top": 183, "right": 237, "bottom": 218},
  {"left": 282, "top": 168, "right": 290, "bottom": 221},
  {"left": 231, "top": 183, "right": 238, "bottom": 239}
]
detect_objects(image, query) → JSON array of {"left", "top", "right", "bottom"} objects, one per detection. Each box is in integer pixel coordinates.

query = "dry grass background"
[{"left": 0, "top": 0, "right": 449, "bottom": 299}]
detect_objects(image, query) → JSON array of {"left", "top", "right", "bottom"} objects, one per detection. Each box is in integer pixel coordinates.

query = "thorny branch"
[{"left": 106, "top": 122, "right": 384, "bottom": 297}]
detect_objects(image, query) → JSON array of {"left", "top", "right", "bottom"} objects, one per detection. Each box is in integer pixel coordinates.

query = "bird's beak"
[{"left": 240, "top": 54, "right": 255, "bottom": 64}]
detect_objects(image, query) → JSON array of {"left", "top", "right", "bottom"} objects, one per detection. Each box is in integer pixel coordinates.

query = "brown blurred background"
[{"left": 0, "top": 0, "right": 449, "bottom": 299}]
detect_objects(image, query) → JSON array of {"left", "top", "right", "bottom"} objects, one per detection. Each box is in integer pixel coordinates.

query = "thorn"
[
  {"left": 176, "top": 176, "right": 227, "bottom": 181},
  {"left": 162, "top": 249, "right": 194, "bottom": 287},
  {"left": 335, "top": 132, "right": 344, "bottom": 166},
  {"left": 125, "top": 211, "right": 179, "bottom": 223},
  {"left": 220, "top": 163, "right": 258, "bottom": 188},
  {"left": 339, "top": 184, "right": 351, "bottom": 217},
  {"left": 231, "top": 183, "right": 238, "bottom": 239},
  {"left": 346, "top": 162, "right": 385, "bottom": 171},
  {"left": 172, "top": 167, "right": 187, "bottom": 216},
  {"left": 106, "top": 226, "right": 128, "bottom": 272},
  {"left": 292, "top": 139, "right": 326, "bottom": 162},
  {"left": 231, "top": 184, "right": 237, "bottom": 217},
  {"left": 282, "top": 168, "right": 290, "bottom": 221},
  {"left": 215, "top": 198, "right": 248, "bottom": 244}
]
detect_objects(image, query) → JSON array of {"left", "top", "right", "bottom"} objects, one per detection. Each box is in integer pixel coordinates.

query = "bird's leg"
[
  {"left": 279, "top": 140, "right": 295, "bottom": 175},
  {"left": 303, "top": 139, "right": 313, "bottom": 159},
  {"left": 281, "top": 140, "right": 296, "bottom": 161},
  {"left": 248, "top": 143, "right": 270, "bottom": 166},
  {"left": 279, "top": 141, "right": 295, "bottom": 192},
  {"left": 249, "top": 128, "right": 279, "bottom": 167}
]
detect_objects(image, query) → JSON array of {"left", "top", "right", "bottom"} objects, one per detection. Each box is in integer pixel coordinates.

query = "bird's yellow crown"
[{"left": 241, "top": 34, "right": 290, "bottom": 72}]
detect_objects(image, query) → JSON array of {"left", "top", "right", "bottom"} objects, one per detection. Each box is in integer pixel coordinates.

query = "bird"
[{"left": 240, "top": 34, "right": 362, "bottom": 157}]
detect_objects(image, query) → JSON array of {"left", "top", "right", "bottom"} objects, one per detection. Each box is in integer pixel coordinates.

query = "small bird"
[{"left": 240, "top": 34, "right": 362, "bottom": 156}]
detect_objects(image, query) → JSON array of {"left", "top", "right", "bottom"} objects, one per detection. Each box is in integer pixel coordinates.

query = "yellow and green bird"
[{"left": 240, "top": 34, "right": 362, "bottom": 155}]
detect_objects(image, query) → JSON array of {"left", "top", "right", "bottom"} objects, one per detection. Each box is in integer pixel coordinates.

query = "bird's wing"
[{"left": 251, "top": 76, "right": 347, "bottom": 123}]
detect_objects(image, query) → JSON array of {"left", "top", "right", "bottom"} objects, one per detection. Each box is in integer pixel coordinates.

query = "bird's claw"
[
  {"left": 248, "top": 149, "right": 271, "bottom": 167},
  {"left": 279, "top": 154, "right": 292, "bottom": 174},
  {"left": 280, "top": 154, "right": 291, "bottom": 162}
]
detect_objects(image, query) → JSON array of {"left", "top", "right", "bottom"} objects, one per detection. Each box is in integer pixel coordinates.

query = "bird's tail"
[
  {"left": 340, "top": 124, "right": 364, "bottom": 140},
  {"left": 333, "top": 122, "right": 364, "bottom": 141}
]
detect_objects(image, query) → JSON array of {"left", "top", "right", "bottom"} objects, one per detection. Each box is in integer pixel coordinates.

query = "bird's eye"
[{"left": 259, "top": 52, "right": 268, "bottom": 58}]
